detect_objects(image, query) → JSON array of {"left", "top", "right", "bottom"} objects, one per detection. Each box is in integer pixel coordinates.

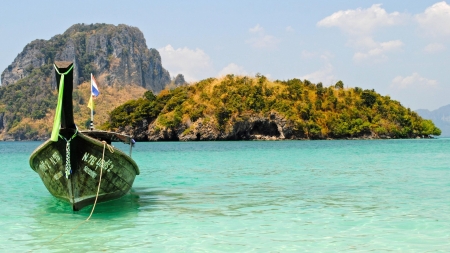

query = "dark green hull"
[{"left": 29, "top": 129, "right": 140, "bottom": 211}]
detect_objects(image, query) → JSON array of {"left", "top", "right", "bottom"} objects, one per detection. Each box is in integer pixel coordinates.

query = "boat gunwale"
[{"left": 29, "top": 131, "right": 140, "bottom": 175}]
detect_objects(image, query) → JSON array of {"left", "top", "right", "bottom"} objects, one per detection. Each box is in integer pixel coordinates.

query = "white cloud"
[
  {"left": 246, "top": 35, "right": 280, "bottom": 49},
  {"left": 301, "top": 50, "right": 316, "bottom": 59},
  {"left": 347, "top": 36, "right": 379, "bottom": 49},
  {"left": 249, "top": 24, "right": 264, "bottom": 34},
  {"left": 317, "top": 4, "right": 406, "bottom": 36},
  {"left": 158, "top": 44, "right": 215, "bottom": 82},
  {"left": 424, "top": 42, "right": 446, "bottom": 53},
  {"left": 318, "top": 5, "right": 407, "bottom": 63},
  {"left": 300, "top": 63, "right": 335, "bottom": 85},
  {"left": 353, "top": 40, "right": 403, "bottom": 61},
  {"left": 391, "top": 72, "right": 438, "bottom": 89},
  {"left": 285, "top": 26, "right": 294, "bottom": 32},
  {"left": 300, "top": 52, "right": 336, "bottom": 85},
  {"left": 416, "top": 1, "right": 450, "bottom": 37},
  {"left": 389, "top": 72, "right": 442, "bottom": 110},
  {"left": 217, "top": 63, "right": 249, "bottom": 77},
  {"left": 246, "top": 24, "right": 280, "bottom": 49}
]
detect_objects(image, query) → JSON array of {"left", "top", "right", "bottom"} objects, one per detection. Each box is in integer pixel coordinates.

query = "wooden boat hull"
[{"left": 29, "top": 129, "right": 140, "bottom": 211}]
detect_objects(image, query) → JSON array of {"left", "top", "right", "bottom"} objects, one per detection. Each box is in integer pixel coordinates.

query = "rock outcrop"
[
  {"left": 0, "top": 23, "right": 174, "bottom": 141},
  {"left": 123, "top": 112, "right": 300, "bottom": 141},
  {"left": 1, "top": 23, "right": 171, "bottom": 92},
  {"left": 1, "top": 40, "right": 47, "bottom": 86},
  {"left": 119, "top": 111, "right": 402, "bottom": 142},
  {"left": 0, "top": 112, "right": 4, "bottom": 131},
  {"left": 173, "top": 74, "right": 187, "bottom": 86}
]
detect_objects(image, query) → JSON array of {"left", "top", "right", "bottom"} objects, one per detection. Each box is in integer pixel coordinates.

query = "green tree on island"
[{"left": 105, "top": 75, "right": 441, "bottom": 140}]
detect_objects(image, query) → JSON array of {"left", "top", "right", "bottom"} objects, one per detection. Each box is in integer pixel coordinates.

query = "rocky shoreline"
[
  {"left": 0, "top": 112, "right": 435, "bottom": 141},
  {"left": 117, "top": 112, "right": 434, "bottom": 142}
]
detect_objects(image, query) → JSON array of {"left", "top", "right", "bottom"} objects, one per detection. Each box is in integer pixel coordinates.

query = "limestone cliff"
[
  {"left": 119, "top": 111, "right": 382, "bottom": 142},
  {"left": 146, "top": 112, "right": 293, "bottom": 141},
  {"left": 1, "top": 23, "right": 170, "bottom": 91},
  {"left": 0, "top": 23, "right": 172, "bottom": 140},
  {"left": 0, "top": 112, "right": 4, "bottom": 131}
]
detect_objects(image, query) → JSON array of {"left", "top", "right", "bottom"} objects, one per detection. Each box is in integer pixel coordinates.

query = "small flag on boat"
[
  {"left": 87, "top": 74, "right": 100, "bottom": 110},
  {"left": 91, "top": 74, "right": 100, "bottom": 97}
]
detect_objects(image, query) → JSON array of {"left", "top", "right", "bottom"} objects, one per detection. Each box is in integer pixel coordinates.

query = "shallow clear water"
[{"left": 1, "top": 139, "right": 450, "bottom": 252}]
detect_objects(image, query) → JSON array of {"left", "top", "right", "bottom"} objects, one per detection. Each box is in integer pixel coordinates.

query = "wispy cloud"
[
  {"left": 353, "top": 40, "right": 403, "bottom": 61},
  {"left": 424, "top": 43, "right": 446, "bottom": 53},
  {"left": 391, "top": 72, "right": 438, "bottom": 89},
  {"left": 158, "top": 44, "right": 215, "bottom": 82},
  {"left": 285, "top": 26, "right": 294, "bottom": 32},
  {"left": 300, "top": 63, "right": 335, "bottom": 85},
  {"left": 249, "top": 24, "right": 264, "bottom": 33},
  {"left": 300, "top": 52, "right": 336, "bottom": 85},
  {"left": 389, "top": 72, "right": 441, "bottom": 109},
  {"left": 318, "top": 4, "right": 407, "bottom": 63},
  {"left": 246, "top": 24, "right": 280, "bottom": 49},
  {"left": 217, "top": 63, "right": 249, "bottom": 77},
  {"left": 301, "top": 50, "right": 316, "bottom": 59}
]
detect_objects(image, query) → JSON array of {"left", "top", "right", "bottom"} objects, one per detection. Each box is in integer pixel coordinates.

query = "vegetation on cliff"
[
  {"left": 0, "top": 23, "right": 172, "bottom": 140},
  {"left": 0, "top": 65, "right": 56, "bottom": 139},
  {"left": 106, "top": 75, "right": 441, "bottom": 140},
  {"left": 0, "top": 77, "right": 146, "bottom": 140}
]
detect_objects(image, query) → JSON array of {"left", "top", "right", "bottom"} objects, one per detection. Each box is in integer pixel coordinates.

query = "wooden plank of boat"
[
  {"left": 80, "top": 130, "right": 134, "bottom": 145},
  {"left": 29, "top": 61, "right": 139, "bottom": 211}
]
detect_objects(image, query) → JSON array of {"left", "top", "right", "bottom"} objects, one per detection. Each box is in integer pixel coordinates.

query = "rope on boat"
[
  {"left": 38, "top": 141, "right": 114, "bottom": 249},
  {"left": 86, "top": 141, "right": 114, "bottom": 221},
  {"left": 58, "top": 129, "right": 78, "bottom": 179}
]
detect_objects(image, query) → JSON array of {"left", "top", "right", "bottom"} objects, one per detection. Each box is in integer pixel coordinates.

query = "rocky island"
[{"left": 107, "top": 76, "right": 441, "bottom": 141}]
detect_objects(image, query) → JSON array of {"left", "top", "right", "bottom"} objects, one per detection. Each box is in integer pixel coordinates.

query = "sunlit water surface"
[{"left": 1, "top": 139, "right": 450, "bottom": 252}]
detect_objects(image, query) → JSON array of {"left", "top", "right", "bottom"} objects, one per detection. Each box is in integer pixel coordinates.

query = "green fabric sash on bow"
[{"left": 50, "top": 64, "right": 74, "bottom": 142}]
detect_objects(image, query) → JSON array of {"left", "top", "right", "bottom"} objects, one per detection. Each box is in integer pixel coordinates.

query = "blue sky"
[{"left": 0, "top": 0, "right": 448, "bottom": 110}]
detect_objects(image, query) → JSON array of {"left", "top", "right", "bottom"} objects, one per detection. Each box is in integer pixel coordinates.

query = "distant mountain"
[
  {"left": 416, "top": 104, "right": 450, "bottom": 137},
  {"left": 0, "top": 23, "right": 173, "bottom": 140}
]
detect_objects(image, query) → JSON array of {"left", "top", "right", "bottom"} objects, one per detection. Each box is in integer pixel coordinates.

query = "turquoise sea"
[{"left": 1, "top": 139, "right": 450, "bottom": 252}]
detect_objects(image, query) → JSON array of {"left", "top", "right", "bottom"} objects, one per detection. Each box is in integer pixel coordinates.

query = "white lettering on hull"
[
  {"left": 39, "top": 160, "right": 50, "bottom": 172},
  {"left": 81, "top": 152, "right": 114, "bottom": 172},
  {"left": 39, "top": 151, "right": 62, "bottom": 173},
  {"left": 83, "top": 166, "right": 97, "bottom": 178},
  {"left": 53, "top": 171, "right": 63, "bottom": 180}
]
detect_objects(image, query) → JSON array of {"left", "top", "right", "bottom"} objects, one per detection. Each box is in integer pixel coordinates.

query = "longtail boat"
[{"left": 29, "top": 61, "right": 139, "bottom": 211}]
